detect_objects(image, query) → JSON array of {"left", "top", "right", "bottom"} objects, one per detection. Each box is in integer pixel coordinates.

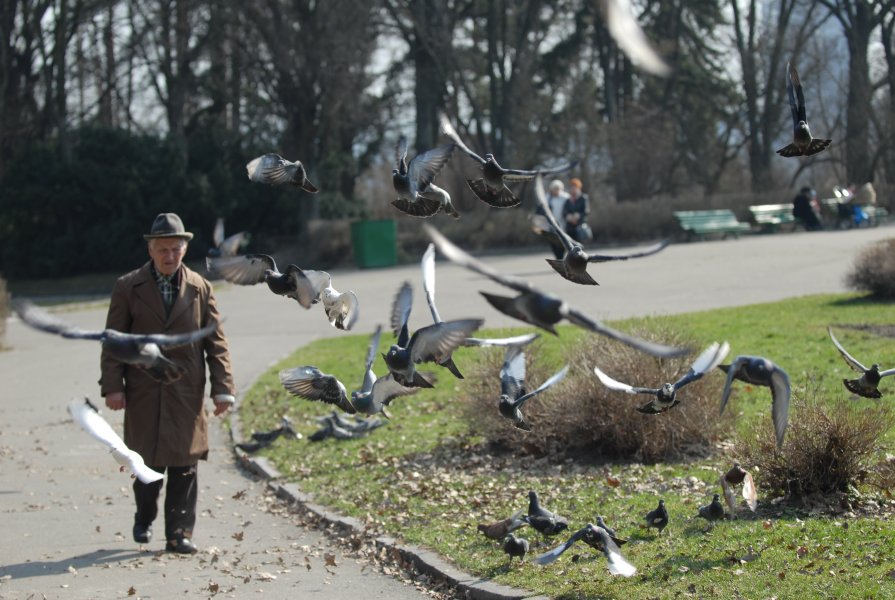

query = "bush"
[
  {"left": 459, "top": 325, "right": 728, "bottom": 463},
  {"left": 846, "top": 238, "right": 895, "bottom": 299},
  {"left": 736, "top": 387, "right": 894, "bottom": 498}
]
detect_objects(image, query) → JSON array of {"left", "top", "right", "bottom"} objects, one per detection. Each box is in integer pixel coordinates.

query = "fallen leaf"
[
  {"left": 232, "top": 490, "right": 247, "bottom": 501},
  {"left": 763, "top": 520, "right": 773, "bottom": 530},
  {"left": 606, "top": 475, "right": 621, "bottom": 488},
  {"left": 257, "top": 572, "right": 276, "bottom": 582},
  {"left": 127, "top": 586, "right": 136, "bottom": 596},
  {"left": 324, "top": 552, "right": 337, "bottom": 567},
  {"left": 207, "top": 582, "right": 219, "bottom": 594},
  {"left": 232, "top": 531, "right": 244, "bottom": 542},
  {"left": 778, "top": 572, "right": 786, "bottom": 580},
  {"left": 797, "top": 546, "right": 808, "bottom": 559},
  {"left": 304, "top": 556, "right": 312, "bottom": 571}
]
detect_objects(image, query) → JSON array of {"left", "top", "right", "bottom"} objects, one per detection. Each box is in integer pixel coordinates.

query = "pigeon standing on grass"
[
  {"left": 439, "top": 114, "right": 577, "bottom": 208},
  {"left": 595, "top": 515, "right": 627, "bottom": 546},
  {"left": 206, "top": 254, "right": 358, "bottom": 330},
  {"left": 533, "top": 524, "right": 637, "bottom": 577},
  {"left": 524, "top": 491, "right": 569, "bottom": 538},
  {"left": 502, "top": 534, "right": 530, "bottom": 564},
  {"left": 391, "top": 135, "right": 458, "bottom": 218},
  {"left": 68, "top": 398, "right": 163, "bottom": 484},
  {"left": 645, "top": 499, "right": 669, "bottom": 534},
  {"left": 776, "top": 62, "right": 832, "bottom": 158},
  {"left": 246, "top": 153, "right": 319, "bottom": 192},
  {"left": 594, "top": 341, "right": 729, "bottom": 414},
  {"left": 13, "top": 299, "right": 216, "bottom": 384},
  {"left": 719, "top": 355, "right": 791, "bottom": 448},
  {"left": 499, "top": 344, "right": 569, "bottom": 431},
  {"left": 720, "top": 462, "right": 757, "bottom": 513},
  {"left": 532, "top": 174, "right": 669, "bottom": 285},
  {"left": 697, "top": 493, "right": 726, "bottom": 523},
  {"left": 425, "top": 225, "right": 687, "bottom": 359},
  {"left": 478, "top": 509, "right": 527, "bottom": 540},
  {"left": 828, "top": 326, "right": 895, "bottom": 399}
]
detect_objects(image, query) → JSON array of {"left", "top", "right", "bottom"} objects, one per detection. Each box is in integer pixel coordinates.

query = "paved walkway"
[{"left": 0, "top": 224, "right": 892, "bottom": 599}]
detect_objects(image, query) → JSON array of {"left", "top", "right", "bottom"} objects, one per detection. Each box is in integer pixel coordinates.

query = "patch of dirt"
[{"left": 837, "top": 323, "right": 895, "bottom": 338}]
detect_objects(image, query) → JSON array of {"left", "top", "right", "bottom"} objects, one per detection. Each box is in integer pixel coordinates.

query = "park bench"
[
  {"left": 748, "top": 204, "right": 796, "bottom": 233},
  {"left": 673, "top": 209, "right": 752, "bottom": 241},
  {"left": 819, "top": 197, "right": 889, "bottom": 229}
]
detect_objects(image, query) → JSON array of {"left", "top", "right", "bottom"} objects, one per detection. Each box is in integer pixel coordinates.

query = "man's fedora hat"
[{"left": 144, "top": 213, "right": 194, "bottom": 241}]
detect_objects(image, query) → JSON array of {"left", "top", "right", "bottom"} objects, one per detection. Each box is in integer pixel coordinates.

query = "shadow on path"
[{"left": 0, "top": 548, "right": 145, "bottom": 580}]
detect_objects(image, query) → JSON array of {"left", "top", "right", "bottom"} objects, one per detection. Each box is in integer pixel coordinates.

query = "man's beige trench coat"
[{"left": 99, "top": 262, "right": 235, "bottom": 466}]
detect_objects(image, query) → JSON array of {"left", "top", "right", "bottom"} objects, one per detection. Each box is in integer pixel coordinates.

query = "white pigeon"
[{"left": 68, "top": 398, "right": 163, "bottom": 484}]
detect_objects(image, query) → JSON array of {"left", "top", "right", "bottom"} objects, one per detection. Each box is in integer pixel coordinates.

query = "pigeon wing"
[
  {"left": 828, "top": 326, "right": 868, "bottom": 373},
  {"left": 720, "top": 473, "right": 738, "bottom": 514},
  {"left": 395, "top": 135, "right": 409, "bottom": 173},
  {"left": 407, "top": 319, "right": 483, "bottom": 365},
  {"left": 408, "top": 143, "right": 456, "bottom": 194},
  {"left": 371, "top": 373, "right": 419, "bottom": 408},
  {"left": 672, "top": 341, "right": 730, "bottom": 391},
  {"left": 323, "top": 289, "right": 359, "bottom": 331},
  {"left": 742, "top": 471, "right": 758, "bottom": 511},
  {"left": 769, "top": 364, "right": 791, "bottom": 448},
  {"left": 599, "top": 0, "right": 670, "bottom": 77},
  {"left": 438, "top": 113, "right": 485, "bottom": 164},
  {"left": 589, "top": 526, "right": 636, "bottom": 577},
  {"left": 719, "top": 356, "right": 747, "bottom": 415},
  {"left": 424, "top": 224, "right": 534, "bottom": 294},
  {"left": 533, "top": 174, "right": 576, "bottom": 253},
  {"left": 593, "top": 365, "right": 656, "bottom": 395},
  {"left": 565, "top": 308, "right": 688, "bottom": 359},
  {"left": 279, "top": 367, "right": 354, "bottom": 413},
  {"left": 12, "top": 299, "right": 103, "bottom": 340},
  {"left": 219, "top": 231, "right": 249, "bottom": 257},
  {"left": 213, "top": 217, "right": 225, "bottom": 248},
  {"left": 533, "top": 527, "right": 588, "bottom": 566},
  {"left": 587, "top": 239, "right": 670, "bottom": 263},
  {"left": 463, "top": 333, "right": 540, "bottom": 348},
  {"left": 287, "top": 266, "right": 327, "bottom": 308},
  {"left": 359, "top": 325, "right": 383, "bottom": 393},
  {"left": 390, "top": 281, "right": 413, "bottom": 344},
  {"left": 500, "top": 345, "right": 527, "bottom": 400},
  {"left": 786, "top": 63, "right": 800, "bottom": 128},
  {"left": 68, "top": 398, "right": 163, "bottom": 484},
  {"left": 788, "top": 62, "right": 807, "bottom": 123},
  {"left": 122, "top": 321, "right": 218, "bottom": 348},
  {"left": 515, "top": 365, "right": 569, "bottom": 408},
  {"left": 421, "top": 243, "right": 442, "bottom": 323},
  {"left": 207, "top": 253, "right": 275, "bottom": 285}
]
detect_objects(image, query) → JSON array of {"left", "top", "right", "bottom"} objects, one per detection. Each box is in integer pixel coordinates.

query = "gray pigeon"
[
  {"left": 499, "top": 344, "right": 569, "bottom": 431},
  {"left": 828, "top": 326, "right": 895, "bottom": 399},
  {"left": 477, "top": 509, "right": 527, "bottom": 540},
  {"left": 350, "top": 325, "right": 418, "bottom": 418},
  {"left": 532, "top": 174, "right": 669, "bottom": 285},
  {"left": 421, "top": 243, "right": 466, "bottom": 378},
  {"left": 13, "top": 299, "right": 216, "bottom": 383},
  {"left": 206, "top": 254, "right": 358, "bottom": 330},
  {"left": 719, "top": 355, "right": 791, "bottom": 448},
  {"left": 384, "top": 280, "right": 482, "bottom": 386},
  {"left": 424, "top": 224, "right": 687, "bottom": 359},
  {"left": 279, "top": 366, "right": 357, "bottom": 414},
  {"left": 697, "top": 493, "right": 726, "bottom": 522},
  {"left": 533, "top": 524, "right": 637, "bottom": 576},
  {"left": 502, "top": 534, "right": 530, "bottom": 563},
  {"left": 644, "top": 499, "right": 668, "bottom": 534},
  {"left": 776, "top": 62, "right": 831, "bottom": 158},
  {"left": 439, "top": 114, "right": 577, "bottom": 208},
  {"left": 246, "top": 153, "right": 319, "bottom": 192},
  {"left": 594, "top": 341, "right": 729, "bottom": 414},
  {"left": 392, "top": 135, "right": 458, "bottom": 218},
  {"left": 209, "top": 217, "right": 249, "bottom": 258},
  {"left": 524, "top": 490, "right": 569, "bottom": 538}
]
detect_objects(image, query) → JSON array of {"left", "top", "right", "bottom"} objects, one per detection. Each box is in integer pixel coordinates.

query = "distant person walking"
[
  {"left": 100, "top": 213, "right": 236, "bottom": 555},
  {"left": 563, "top": 178, "right": 592, "bottom": 243},
  {"left": 792, "top": 186, "right": 823, "bottom": 231}
]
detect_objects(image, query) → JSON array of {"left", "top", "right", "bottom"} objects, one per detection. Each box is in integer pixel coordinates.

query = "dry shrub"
[
  {"left": 460, "top": 325, "right": 728, "bottom": 463},
  {"left": 846, "top": 238, "right": 895, "bottom": 299},
  {"left": 736, "top": 388, "right": 894, "bottom": 498}
]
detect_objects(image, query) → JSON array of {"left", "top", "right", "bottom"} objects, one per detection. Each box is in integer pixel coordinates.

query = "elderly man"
[{"left": 100, "top": 213, "right": 235, "bottom": 554}]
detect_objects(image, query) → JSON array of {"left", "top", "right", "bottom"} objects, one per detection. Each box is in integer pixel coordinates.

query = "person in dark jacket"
[
  {"left": 563, "top": 178, "right": 591, "bottom": 242},
  {"left": 792, "top": 186, "right": 822, "bottom": 231}
]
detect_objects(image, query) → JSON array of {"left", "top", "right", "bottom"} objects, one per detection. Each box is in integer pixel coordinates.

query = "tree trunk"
[{"left": 844, "top": 8, "right": 873, "bottom": 184}]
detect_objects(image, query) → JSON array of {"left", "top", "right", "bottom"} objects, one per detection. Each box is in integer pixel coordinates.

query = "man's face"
[{"left": 148, "top": 238, "right": 187, "bottom": 275}]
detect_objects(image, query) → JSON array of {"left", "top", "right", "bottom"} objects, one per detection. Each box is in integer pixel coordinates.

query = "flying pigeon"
[
  {"left": 828, "top": 326, "right": 895, "bottom": 399},
  {"left": 697, "top": 493, "right": 726, "bottom": 523},
  {"left": 502, "top": 534, "right": 530, "bottom": 563},
  {"left": 206, "top": 254, "right": 358, "bottom": 330},
  {"left": 533, "top": 524, "right": 637, "bottom": 577},
  {"left": 463, "top": 332, "right": 540, "bottom": 348},
  {"left": 644, "top": 499, "right": 668, "bottom": 534},
  {"left": 246, "top": 153, "right": 319, "bottom": 192},
  {"left": 719, "top": 355, "right": 791, "bottom": 448},
  {"left": 209, "top": 217, "right": 249, "bottom": 258},
  {"left": 595, "top": 515, "right": 627, "bottom": 547},
  {"left": 593, "top": 341, "right": 730, "bottom": 414},
  {"left": 524, "top": 490, "right": 569, "bottom": 538},
  {"left": 598, "top": 0, "right": 670, "bottom": 77},
  {"left": 776, "top": 62, "right": 832, "bottom": 157},
  {"left": 350, "top": 325, "right": 418, "bottom": 418},
  {"left": 719, "top": 462, "right": 757, "bottom": 513},
  {"left": 477, "top": 509, "right": 527, "bottom": 540},
  {"left": 421, "top": 244, "right": 466, "bottom": 378},
  {"left": 68, "top": 398, "right": 163, "bottom": 484},
  {"left": 13, "top": 299, "right": 216, "bottom": 384},
  {"left": 391, "top": 135, "right": 458, "bottom": 218},
  {"left": 439, "top": 114, "right": 577, "bottom": 208},
  {"left": 279, "top": 366, "right": 357, "bottom": 414},
  {"left": 383, "top": 281, "right": 483, "bottom": 387},
  {"left": 532, "top": 174, "right": 669, "bottom": 285},
  {"left": 499, "top": 344, "right": 569, "bottom": 431},
  {"left": 424, "top": 225, "right": 687, "bottom": 359}
]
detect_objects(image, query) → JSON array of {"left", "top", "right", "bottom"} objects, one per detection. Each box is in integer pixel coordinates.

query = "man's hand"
[
  {"left": 106, "top": 392, "right": 126, "bottom": 411},
  {"left": 212, "top": 394, "right": 235, "bottom": 416}
]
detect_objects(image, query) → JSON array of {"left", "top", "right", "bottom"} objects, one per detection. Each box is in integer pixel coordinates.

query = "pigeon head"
[
  {"left": 659, "top": 383, "right": 675, "bottom": 398},
  {"left": 484, "top": 153, "right": 496, "bottom": 163},
  {"left": 869, "top": 364, "right": 881, "bottom": 373}
]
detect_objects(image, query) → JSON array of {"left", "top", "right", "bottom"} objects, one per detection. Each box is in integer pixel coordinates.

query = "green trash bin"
[{"left": 351, "top": 219, "right": 397, "bottom": 268}]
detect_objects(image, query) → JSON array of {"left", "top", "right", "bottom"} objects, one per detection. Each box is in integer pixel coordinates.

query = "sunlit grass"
[{"left": 239, "top": 293, "right": 895, "bottom": 599}]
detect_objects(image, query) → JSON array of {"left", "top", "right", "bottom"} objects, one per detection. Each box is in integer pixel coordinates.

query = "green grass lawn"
[{"left": 239, "top": 293, "right": 895, "bottom": 599}]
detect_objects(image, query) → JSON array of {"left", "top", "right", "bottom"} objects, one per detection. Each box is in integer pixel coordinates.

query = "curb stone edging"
[{"left": 228, "top": 363, "right": 549, "bottom": 600}]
